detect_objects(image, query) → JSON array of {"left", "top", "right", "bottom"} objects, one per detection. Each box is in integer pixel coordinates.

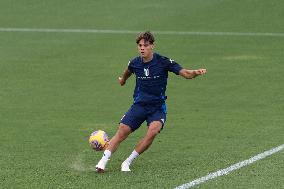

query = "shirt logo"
[
  {"left": 144, "top": 68, "right": 150, "bottom": 76},
  {"left": 169, "top": 59, "right": 174, "bottom": 63}
]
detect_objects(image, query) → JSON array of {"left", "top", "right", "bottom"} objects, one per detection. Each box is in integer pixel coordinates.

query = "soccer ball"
[{"left": 89, "top": 130, "right": 109, "bottom": 151}]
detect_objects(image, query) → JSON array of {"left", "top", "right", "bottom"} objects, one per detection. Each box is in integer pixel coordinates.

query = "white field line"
[
  {"left": 174, "top": 144, "right": 284, "bottom": 189},
  {"left": 1, "top": 27, "right": 284, "bottom": 37}
]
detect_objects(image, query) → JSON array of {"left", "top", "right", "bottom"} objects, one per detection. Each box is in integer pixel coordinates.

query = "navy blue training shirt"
[{"left": 128, "top": 53, "right": 183, "bottom": 104}]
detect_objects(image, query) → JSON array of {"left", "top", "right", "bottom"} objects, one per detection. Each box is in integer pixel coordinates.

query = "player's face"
[{"left": 137, "top": 39, "right": 154, "bottom": 59}]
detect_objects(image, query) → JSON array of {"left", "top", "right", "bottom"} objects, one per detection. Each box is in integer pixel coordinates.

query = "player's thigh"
[
  {"left": 120, "top": 104, "right": 147, "bottom": 131},
  {"left": 146, "top": 109, "right": 166, "bottom": 131},
  {"left": 147, "top": 121, "right": 163, "bottom": 137},
  {"left": 115, "top": 123, "right": 132, "bottom": 139}
]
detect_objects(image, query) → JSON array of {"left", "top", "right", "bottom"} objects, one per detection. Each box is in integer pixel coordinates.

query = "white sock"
[
  {"left": 125, "top": 150, "right": 139, "bottom": 164},
  {"left": 102, "top": 150, "right": 112, "bottom": 161}
]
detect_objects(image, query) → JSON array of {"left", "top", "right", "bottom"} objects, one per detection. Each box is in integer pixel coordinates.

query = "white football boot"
[
  {"left": 95, "top": 158, "right": 109, "bottom": 173},
  {"left": 121, "top": 160, "right": 131, "bottom": 172}
]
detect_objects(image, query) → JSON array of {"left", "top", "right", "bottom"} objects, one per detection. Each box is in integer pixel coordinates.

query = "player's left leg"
[
  {"left": 121, "top": 121, "right": 162, "bottom": 171},
  {"left": 135, "top": 104, "right": 166, "bottom": 154},
  {"left": 135, "top": 121, "right": 162, "bottom": 153},
  {"left": 121, "top": 104, "right": 166, "bottom": 172}
]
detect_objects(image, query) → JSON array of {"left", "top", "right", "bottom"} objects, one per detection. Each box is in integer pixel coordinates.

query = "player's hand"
[
  {"left": 118, "top": 77, "right": 126, "bottom": 86},
  {"left": 194, "top": 69, "right": 207, "bottom": 75}
]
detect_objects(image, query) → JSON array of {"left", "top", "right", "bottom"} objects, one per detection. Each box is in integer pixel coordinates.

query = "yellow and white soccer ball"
[{"left": 89, "top": 130, "right": 109, "bottom": 151}]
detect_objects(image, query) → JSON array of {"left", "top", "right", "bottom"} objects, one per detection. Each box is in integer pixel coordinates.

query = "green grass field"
[{"left": 0, "top": 0, "right": 283, "bottom": 188}]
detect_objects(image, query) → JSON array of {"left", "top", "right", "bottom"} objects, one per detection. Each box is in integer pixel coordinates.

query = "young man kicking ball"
[{"left": 96, "top": 31, "right": 207, "bottom": 172}]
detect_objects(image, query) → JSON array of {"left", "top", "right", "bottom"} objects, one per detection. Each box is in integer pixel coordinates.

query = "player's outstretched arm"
[
  {"left": 179, "top": 68, "right": 207, "bottom": 79},
  {"left": 118, "top": 69, "right": 132, "bottom": 86}
]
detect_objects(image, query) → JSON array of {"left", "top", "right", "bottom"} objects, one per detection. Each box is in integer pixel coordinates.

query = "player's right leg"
[
  {"left": 96, "top": 104, "right": 146, "bottom": 172},
  {"left": 95, "top": 124, "right": 131, "bottom": 172},
  {"left": 108, "top": 124, "right": 132, "bottom": 153}
]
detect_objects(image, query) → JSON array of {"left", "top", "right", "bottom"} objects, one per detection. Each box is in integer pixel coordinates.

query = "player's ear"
[{"left": 151, "top": 44, "right": 154, "bottom": 50}]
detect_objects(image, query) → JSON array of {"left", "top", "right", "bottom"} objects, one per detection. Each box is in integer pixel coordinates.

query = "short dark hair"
[{"left": 136, "top": 31, "right": 155, "bottom": 44}]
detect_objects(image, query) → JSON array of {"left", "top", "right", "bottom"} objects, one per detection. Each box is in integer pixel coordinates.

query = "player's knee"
[
  {"left": 145, "top": 131, "right": 159, "bottom": 142},
  {"left": 150, "top": 129, "right": 160, "bottom": 137},
  {"left": 147, "top": 126, "right": 161, "bottom": 138},
  {"left": 116, "top": 123, "right": 132, "bottom": 140},
  {"left": 148, "top": 121, "right": 162, "bottom": 135}
]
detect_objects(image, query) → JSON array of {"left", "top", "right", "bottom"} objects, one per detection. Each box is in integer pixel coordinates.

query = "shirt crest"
[{"left": 144, "top": 68, "right": 150, "bottom": 76}]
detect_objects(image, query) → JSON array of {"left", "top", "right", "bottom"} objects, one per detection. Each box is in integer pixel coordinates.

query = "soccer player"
[{"left": 95, "top": 31, "right": 206, "bottom": 172}]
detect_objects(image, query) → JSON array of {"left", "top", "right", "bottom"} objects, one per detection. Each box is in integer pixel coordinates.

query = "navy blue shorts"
[{"left": 120, "top": 103, "right": 167, "bottom": 131}]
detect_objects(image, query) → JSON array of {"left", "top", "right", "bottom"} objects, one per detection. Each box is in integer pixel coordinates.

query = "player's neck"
[{"left": 142, "top": 53, "right": 154, "bottom": 63}]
